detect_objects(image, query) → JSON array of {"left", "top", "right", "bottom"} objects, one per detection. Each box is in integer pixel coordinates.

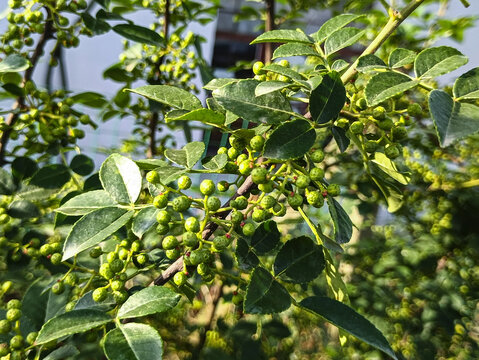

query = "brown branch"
[
  {"left": 264, "top": 0, "right": 275, "bottom": 63},
  {"left": 0, "top": 9, "right": 54, "bottom": 166},
  {"left": 152, "top": 176, "right": 255, "bottom": 286}
]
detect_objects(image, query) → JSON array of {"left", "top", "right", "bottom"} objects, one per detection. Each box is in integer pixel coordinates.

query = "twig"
[{"left": 264, "top": 0, "right": 275, "bottom": 63}]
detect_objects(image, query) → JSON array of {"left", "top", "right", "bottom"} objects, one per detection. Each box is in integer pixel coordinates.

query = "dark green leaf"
[
  {"left": 62, "top": 207, "right": 134, "bottom": 260},
  {"left": 388, "top": 48, "right": 416, "bottom": 68},
  {"left": 263, "top": 64, "right": 304, "bottom": 81},
  {"left": 327, "top": 198, "right": 353, "bottom": 244},
  {"left": 165, "top": 108, "right": 225, "bottom": 127},
  {"left": 117, "top": 286, "right": 180, "bottom": 319},
  {"left": 21, "top": 278, "right": 49, "bottom": 331},
  {"left": 213, "top": 79, "right": 293, "bottom": 124},
  {"left": 415, "top": 46, "right": 468, "bottom": 79},
  {"left": 164, "top": 141, "right": 205, "bottom": 168},
  {"left": 310, "top": 71, "right": 346, "bottom": 124},
  {"left": 251, "top": 29, "right": 313, "bottom": 44},
  {"left": 255, "top": 81, "right": 291, "bottom": 96},
  {"left": 356, "top": 54, "right": 387, "bottom": 73},
  {"left": 103, "top": 323, "right": 163, "bottom": 360},
  {"left": 453, "top": 67, "right": 479, "bottom": 99},
  {"left": 331, "top": 59, "right": 349, "bottom": 72},
  {"left": 113, "top": 24, "right": 163, "bottom": 46},
  {"left": 365, "top": 72, "right": 419, "bottom": 107},
  {"left": 2, "top": 83, "right": 24, "bottom": 96},
  {"left": 235, "top": 237, "right": 259, "bottom": 271},
  {"left": 127, "top": 85, "right": 202, "bottom": 111},
  {"left": 7, "top": 200, "right": 40, "bottom": 219},
  {"left": 29, "top": 164, "right": 71, "bottom": 189},
  {"left": 324, "top": 28, "right": 365, "bottom": 56},
  {"left": 81, "top": 12, "right": 110, "bottom": 35},
  {"left": 74, "top": 291, "right": 116, "bottom": 312},
  {"left": 11, "top": 156, "right": 37, "bottom": 179},
  {"left": 300, "top": 296, "right": 398, "bottom": 360},
  {"left": 249, "top": 220, "right": 281, "bottom": 255},
  {"left": 244, "top": 267, "right": 291, "bottom": 314},
  {"left": 154, "top": 165, "right": 186, "bottom": 185},
  {"left": 311, "top": 14, "right": 363, "bottom": 44},
  {"left": 370, "top": 168, "right": 404, "bottom": 213},
  {"left": 100, "top": 154, "right": 142, "bottom": 204},
  {"left": 132, "top": 207, "right": 159, "bottom": 238},
  {"left": 274, "top": 236, "right": 325, "bottom": 283},
  {"left": 70, "top": 154, "right": 95, "bottom": 176},
  {"left": 272, "top": 43, "right": 320, "bottom": 59},
  {"left": 429, "top": 90, "right": 479, "bottom": 147},
  {"left": 43, "top": 345, "right": 80, "bottom": 360},
  {"left": 0, "top": 168, "right": 15, "bottom": 195},
  {"left": 263, "top": 119, "right": 316, "bottom": 160},
  {"left": 202, "top": 153, "right": 228, "bottom": 170},
  {"left": 331, "top": 126, "right": 350, "bottom": 152},
  {"left": 70, "top": 92, "right": 108, "bottom": 108},
  {"left": 203, "top": 78, "right": 238, "bottom": 91},
  {"left": 36, "top": 309, "right": 112, "bottom": 344},
  {"left": 0, "top": 54, "right": 30, "bottom": 73}
]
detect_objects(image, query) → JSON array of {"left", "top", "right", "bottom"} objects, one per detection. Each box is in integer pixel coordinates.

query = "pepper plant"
[{"left": 0, "top": 0, "right": 478, "bottom": 359}]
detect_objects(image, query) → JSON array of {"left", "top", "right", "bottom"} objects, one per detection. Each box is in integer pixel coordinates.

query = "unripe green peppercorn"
[
  {"left": 377, "top": 117, "right": 394, "bottom": 130},
  {"left": 51, "top": 281, "right": 65, "bottom": 295},
  {"left": 50, "top": 253, "right": 62, "bottom": 265},
  {"left": 113, "top": 290, "right": 128, "bottom": 304},
  {"left": 307, "top": 191, "right": 324, "bottom": 208},
  {"left": 258, "top": 180, "right": 274, "bottom": 193},
  {"left": 206, "top": 196, "right": 221, "bottom": 211},
  {"left": 231, "top": 211, "right": 244, "bottom": 225},
  {"left": 0, "top": 320, "right": 11, "bottom": 334},
  {"left": 327, "top": 184, "right": 341, "bottom": 196},
  {"left": 260, "top": 195, "right": 276, "bottom": 209},
  {"left": 217, "top": 181, "right": 229, "bottom": 192},
  {"left": 310, "top": 149, "right": 325, "bottom": 163},
  {"left": 156, "top": 210, "right": 171, "bottom": 225},
  {"left": 7, "top": 299, "right": 21, "bottom": 310},
  {"left": 310, "top": 167, "right": 324, "bottom": 181},
  {"left": 250, "top": 135, "right": 265, "bottom": 151},
  {"left": 287, "top": 193, "right": 303, "bottom": 209},
  {"left": 183, "top": 231, "right": 199, "bottom": 247},
  {"left": 153, "top": 194, "right": 168, "bottom": 208},
  {"left": 373, "top": 106, "right": 386, "bottom": 120},
  {"left": 26, "top": 332, "right": 38, "bottom": 345},
  {"left": 172, "top": 196, "right": 192, "bottom": 212},
  {"left": 232, "top": 196, "right": 248, "bottom": 210},
  {"left": 10, "top": 335, "right": 23, "bottom": 349},
  {"left": 184, "top": 217, "right": 200, "bottom": 232},
  {"left": 136, "top": 253, "right": 148, "bottom": 265},
  {"left": 92, "top": 287, "right": 107, "bottom": 302},
  {"left": 253, "top": 61, "right": 265, "bottom": 75},
  {"left": 295, "top": 175, "right": 310, "bottom": 189},
  {"left": 213, "top": 236, "right": 230, "bottom": 251},
  {"left": 156, "top": 223, "right": 169, "bottom": 235},
  {"left": 407, "top": 103, "right": 422, "bottom": 117},
  {"left": 200, "top": 179, "right": 215, "bottom": 195},
  {"left": 173, "top": 272, "right": 187, "bottom": 286},
  {"left": 162, "top": 235, "right": 179, "bottom": 250},
  {"left": 364, "top": 140, "right": 378, "bottom": 153},
  {"left": 238, "top": 160, "right": 253, "bottom": 175},
  {"left": 252, "top": 208, "right": 266, "bottom": 222},
  {"left": 177, "top": 175, "right": 192, "bottom": 190},
  {"left": 350, "top": 121, "right": 364, "bottom": 134},
  {"left": 111, "top": 280, "right": 124, "bottom": 291},
  {"left": 251, "top": 167, "right": 268, "bottom": 184},
  {"left": 229, "top": 136, "right": 246, "bottom": 150},
  {"left": 0, "top": 343, "right": 9, "bottom": 356},
  {"left": 227, "top": 147, "right": 239, "bottom": 160},
  {"left": 165, "top": 248, "right": 180, "bottom": 260},
  {"left": 146, "top": 170, "right": 160, "bottom": 184},
  {"left": 242, "top": 223, "right": 256, "bottom": 237},
  {"left": 99, "top": 263, "right": 114, "bottom": 280},
  {"left": 385, "top": 144, "right": 400, "bottom": 159},
  {"left": 89, "top": 247, "right": 102, "bottom": 258}
]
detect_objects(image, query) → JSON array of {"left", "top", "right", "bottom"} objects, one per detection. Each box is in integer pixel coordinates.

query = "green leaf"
[
  {"left": 70, "top": 91, "right": 108, "bottom": 108},
  {"left": 212, "top": 79, "right": 293, "bottom": 124},
  {"left": 112, "top": 24, "right": 163, "bottom": 46},
  {"left": 62, "top": 207, "right": 134, "bottom": 260},
  {"left": 324, "top": 28, "right": 365, "bottom": 56},
  {"left": 274, "top": 236, "right": 325, "bottom": 283},
  {"left": 356, "top": 54, "right": 387, "bottom": 73},
  {"left": 251, "top": 29, "right": 313, "bottom": 44},
  {"left": 235, "top": 237, "right": 259, "bottom": 271},
  {"left": 371, "top": 152, "right": 410, "bottom": 185},
  {"left": 300, "top": 296, "right": 398, "bottom": 360},
  {"left": 327, "top": 198, "right": 353, "bottom": 244},
  {"left": 165, "top": 108, "right": 225, "bottom": 127},
  {"left": 154, "top": 165, "right": 186, "bottom": 185},
  {"left": 249, "top": 220, "right": 281, "bottom": 255},
  {"left": 311, "top": 14, "right": 363, "bottom": 44},
  {"left": 370, "top": 170, "right": 404, "bottom": 213},
  {"left": 103, "top": 323, "right": 163, "bottom": 360},
  {"left": 365, "top": 72, "right": 419, "bottom": 107},
  {"left": 414, "top": 46, "right": 468, "bottom": 79},
  {"left": 135, "top": 159, "right": 168, "bottom": 171},
  {"left": 272, "top": 43, "right": 320, "bottom": 59},
  {"left": 100, "top": 154, "right": 142, "bottom": 204},
  {"left": 429, "top": 90, "right": 479, "bottom": 147},
  {"left": 244, "top": 267, "right": 291, "bottom": 314},
  {"left": 36, "top": 309, "right": 112, "bottom": 344},
  {"left": 11, "top": 156, "right": 37, "bottom": 179},
  {"left": 388, "top": 48, "right": 416, "bottom": 68},
  {"left": 81, "top": 13, "right": 110, "bottom": 35},
  {"left": 255, "top": 81, "right": 291, "bottom": 96},
  {"left": 0, "top": 168, "right": 15, "bottom": 195},
  {"left": 263, "top": 64, "right": 304, "bottom": 81},
  {"left": 43, "top": 345, "right": 80, "bottom": 360},
  {"left": 164, "top": 141, "right": 205, "bottom": 168},
  {"left": 453, "top": 67, "right": 479, "bottom": 99},
  {"left": 331, "top": 126, "right": 350, "bottom": 152},
  {"left": 21, "top": 278, "right": 49, "bottom": 331},
  {"left": 202, "top": 153, "right": 228, "bottom": 171},
  {"left": 203, "top": 78, "right": 238, "bottom": 91},
  {"left": 309, "top": 71, "right": 346, "bottom": 124},
  {"left": 17, "top": 185, "right": 59, "bottom": 201},
  {"left": 127, "top": 85, "right": 202, "bottom": 111},
  {"left": 70, "top": 154, "right": 95, "bottom": 176},
  {"left": 0, "top": 54, "right": 30, "bottom": 73},
  {"left": 132, "top": 207, "right": 159, "bottom": 238},
  {"left": 117, "top": 286, "right": 180, "bottom": 319},
  {"left": 7, "top": 200, "right": 40, "bottom": 219},
  {"left": 56, "top": 190, "right": 116, "bottom": 216},
  {"left": 29, "top": 164, "right": 71, "bottom": 189},
  {"left": 331, "top": 59, "right": 349, "bottom": 72},
  {"left": 263, "top": 119, "right": 316, "bottom": 160}
]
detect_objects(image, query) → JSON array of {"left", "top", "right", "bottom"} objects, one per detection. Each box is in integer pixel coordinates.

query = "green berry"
[
  {"left": 162, "top": 235, "right": 179, "bottom": 250},
  {"left": 253, "top": 61, "right": 265, "bottom": 75},
  {"left": 307, "top": 191, "right": 324, "bottom": 208},
  {"left": 156, "top": 223, "right": 169, "bottom": 235},
  {"left": 64, "top": 273, "right": 78, "bottom": 286},
  {"left": 110, "top": 259, "right": 124, "bottom": 274},
  {"left": 310, "top": 149, "right": 325, "bottom": 163},
  {"left": 364, "top": 140, "right": 378, "bottom": 153},
  {"left": 156, "top": 210, "right": 171, "bottom": 225},
  {"left": 7, "top": 299, "right": 21, "bottom": 310},
  {"left": 242, "top": 223, "right": 256, "bottom": 237},
  {"left": 26, "top": 332, "right": 38, "bottom": 345},
  {"left": 373, "top": 106, "right": 386, "bottom": 120},
  {"left": 183, "top": 231, "right": 199, "bottom": 247},
  {"left": 309, "top": 167, "right": 324, "bottom": 181},
  {"left": 231, "top": 210, "right": 244, "bottom": 225},
  {"left": 50, "top": 253, "right": 62, "bottom": 265},
  {"left": 407, "top": 103, "right": 422, "bottom": 117},
  {"left": 356, "top": 98, "right": 368, "bottom": 110},
  {"left": 99, "top": 263, "right": 114, "bottom": 280},
  {"left": 238, "top": 160, "right": 253, "bottom": 175},
  {"left": 1, "top": 281, "right": 12, "bottom": 293},
  {"left": 327, "top": 184, "right": 341, "bottom": 197},
  {"left": 165, "top": 248, "right": 180, "bottom": 260},
  {"left": 0, "top": 320, "right": 11, "bottom": 334},
  {"left": 232, "top": 196, "right": 248, "bottom": 210},
  {"left": 391, "top": 125, "right": 407, "bottom": 141},
  {"left": 287, "top": 193, "right": 303, "bottom": 209},
  {"left": 65, "top": 301, "right": 76, "bottom": 312},
  {"left": 146, "top": 170, "right": 160, "bottom": 184},
  {"left": 89, "top": 247, "right": 102, "bottom": 258},
  {"left": 227, "top": 147, "right": 240, "bottom": 160},
  {"left": 136, "top": 253, "right": 148, "bottom": 265},
  {"left": 131, "top": 241, "right": 141, "bottom": 252},
  {"left": 260, "top": 195, "right": 276, "bottom": 209},
  {"left": 197, "top": 263, "right": 210, "bottom": 276},
  {"left": 350, "top": 121, "right": 364, "bottom": 134},
  {"left": 232, "top": 293, "right": 244, "bottom": 305},
  {"left": 250, "top": 135, "right": 265, "bottom": 151},
  {"left": 172, "top": 196, "right": 192, "bottom": 212},
  {"left": 385, "top": 144, "right": 400, "bottom": 159},
  {"left": 107, "top": 251, "right": 118, "bottom": 263},
  {"left": 295, "top": 175, "right": 310, "bottom": 189},
  {"left": 336, "top": 118, "right": 350, "bottom": 129},
  {"left": 252, "top": 208, "right": 266, "bottom": 222},
  {"left": 251, "top": 167, "right": 268, "bottom": 184},
  {"left": 10, "top": 335, "right": 23, "bottom": 350},
  {"left": 0, "top": 343, "right": 9, "bottom": 356},
  {"left": 153, "top": 194, "right": 168, "bottom": 208},
  {"left": 188, "top": 250, "right": 207, "bottom": 265},
  {"left": 229, "top": 136, "right": 246, "bottom": 150},
  {"left": 184, "top": 217, "right": 200, "bottom": 232},
  {"left": 177, "top": 175, "right": 192, "bottom": 190},
  {"left": 217, "top": 181, "right": 229, "bottom": 192},
  {"left": 200, "top": 179, "right": 215, "bottom": 196},
  {"left": 206, "top": 196, "right": 221, "bottom": 212},
  {"left": 111, "top": 280, "right": 124, "bottom": 291},
  {"left": 51, "top": 281, "right": 65, "bottom": 295},
  {"left": 113, "top": 290, "right": 128, "bottom": 304},
  {"left": 173, "top": 272, "right": 187, "bottom": 286},
  {"left": 93, "top": 287, "right": 107, "bottom": 302},
  {"left": 377, "top": 117, "right": 393, "bottom": 130},
  {"left": 213, "top": 236, "right": 230, "bottom": 251},
  {"left": 217, "top": 147, "right": 227, "bottom": 155},
  {"left": 258, "top": 181, "right": 274, "bottom": 193}
]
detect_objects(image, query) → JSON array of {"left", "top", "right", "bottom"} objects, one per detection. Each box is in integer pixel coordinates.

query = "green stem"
[
  {"left": 341, "top": 0, "right": 427, "bottom": 84},
  {"left": 459, "top": 0, "right": 470, "bottom": 7}
]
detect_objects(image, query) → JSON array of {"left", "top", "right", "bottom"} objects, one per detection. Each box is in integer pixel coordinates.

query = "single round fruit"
[
  {"left": 183, "top": 231, "right": 199, "bottom": 247},
  {"left": 310, "top": 149, "right": 325, "bottom": 163},
  {"left": 113, "top": 290, "right": 128, "bottom": 304},
  {"left": 99, "top": 263, "right": 114, "bottom": 280},
  {"left": 391, "top": 125, "right": 407, "bottom": 141},
  {"left": 229, "top": 136, "right": 246, "bottom": 150},
  {"left": 250, "top": 135, "right": 265, "bottom": 151},
  {"left": 165, "top": 248, "right": 180, "bottom": 260},
  {"left": 6, "top": 299, "right": 21, "bottom": 310},
  {"left": 252, "top": 208, "right": 266, "bottom": 222},
  {"left": 327, "top": 184, "right": 341, "bottom": 197},
  {"left": 200, "top": 179, "right": 215, "bottom": 196},
  {"left": 50, "top": 252, "right": 62, "bottom": 265},
  {"left": 350, "top": 121, "right": 364, "bottom": 135},
  {"left": 197, "top": 263, "right": 210, "bottom": 276},
  {"left": 377, "top": 117, "right": 393, "bottom": 131},
  {"left": 10, "top": 335, "right": 23, "bottom": 350},
  {"left": 206, "top": 196, "right": 221, "bottom": 212},
  {"left": 107, "top": 251, "right": 118, "bottom": 263},
  {"left": 174, "top": 272, "right": 187, "bottom": 286},
  {"left": 177, "top": 175, "right": 192, "bottom": 190},
  {"left": 238, "top": 160, "right": 253, "bottom": 175},
  {"left": 156, "top": 210, "right": 171, "bottom": 225},
  {"left": 153, "top": 194, "right": 168, "bottom": 208},
  {"left": 253, "top": 61, "right": 265, "bottom": 75},
  {"left": 26, "top": 332, "right": 38, "bottom": 345},
  {"left": 372, "top": 106, "right": 386, "bottom": 120},
  {"left": 92, "top": 287, "right": 108, "bottom": 302},
  {"left": 89, "top": 247, "right": 102, "bottom": 258},
  {"left": 251, "top": 167, "right": 268, "bottom": 184},
  {"left": 307, "top": 191, "right": 324, "bottom": 208},
  {"left": 111, "top": 280, "right": 124, "bottom": 291},
  {"left": 295, "top": 175, "right": 310, "bottom": 189},
  {"left": 385, "top": 144, "right": 400, "bottom": 159},
  {"left": 162, "top": 235, "right": 179, "bottom": 250},
  {"left": 136, "top": 253, "right": 148, "bottom": 265},
  {"left": 287, "top": 193, "right": 303, "bottom": 209},
  {"left": 356, "top": 98, "right": 368, "bottom": 110},
  {"left": 156, "top": 223, "right": 169, "bottom": 235},
  {"left": 64, "top": 273, "right": 78, "bottom": 286},
  {"left": 184, "top": 217, "right": 200, "bottom": 232},
  {"left": 0, "top": 320, "right": 11, "bottom": 334},
  {"left": 260, "top": 195, "right": 276, "bottom": 209},
  {"left": 364, "top": 140, "right": 378, "bottom": 153},
  {"left": 217, "top": 181, "right": 229, "bottom": 192},
  {"left": 213, "top": 236, "right": 230, "bottom": 251},
  {"left": 146, "top": 170, "right": 160, "bottom": 184},
  {"left": 231, "top": 210, "right": 244, "bottom": 225},
  {"left": 172, "top": 196, "right": 192, "bottom": 212},
  {"left": 51, "top": 281, "right": 65, "bottom": 295},
  {"left": 232, "top": 196, "right": 248, "bottom": 210},
  {"left": 258, "top": 181, "right": 274, "bottom": 193},
  {"left": 227, "top": 147, "right": 239, "bottom": 160},
  {"left": 407, "top": 103, "right": 422, "bottom": 117},
  {"left": 242, "top": 223, "right": 255, "bottom": 237},
  {"left": 309, "top": 167, "right": 324, "bottom": 181}
]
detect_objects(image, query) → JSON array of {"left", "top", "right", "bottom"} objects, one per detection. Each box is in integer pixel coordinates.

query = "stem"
[
  {"left": 341, "top": 0, "right": 427, "bottom": 84},
  {"left": 264, "top": 0, "right": 275, "bottom": 63},
  {"left": 459, "top": 0, "right": 470, "bottom": 7},
  {"left": 0, "top": 8, "right": 54, "bottom": 166}
]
